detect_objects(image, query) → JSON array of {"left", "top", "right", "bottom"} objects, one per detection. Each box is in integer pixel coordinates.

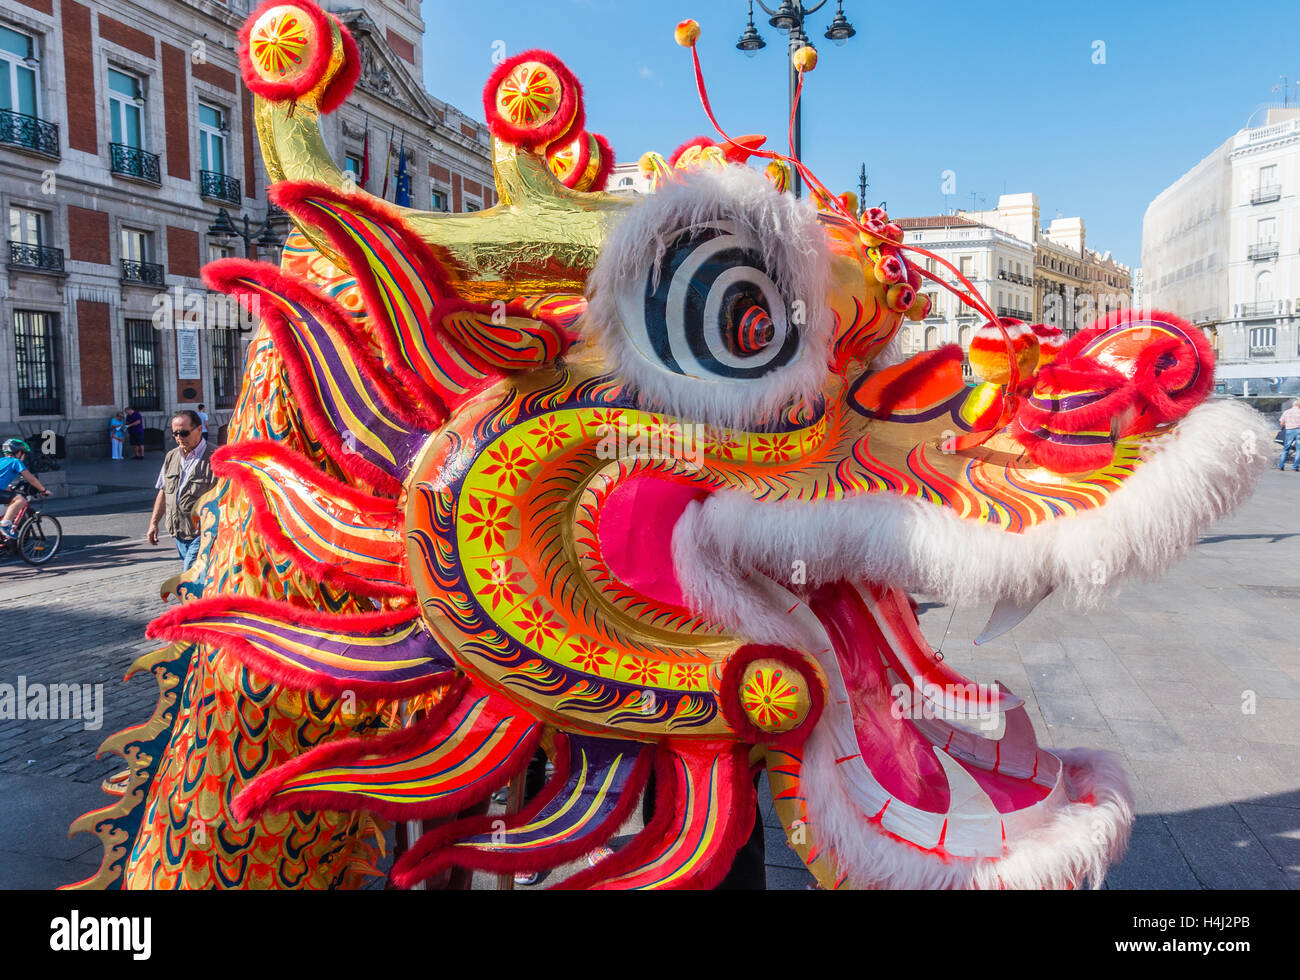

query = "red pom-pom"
[
  {"left": 483, "top": 50, "right": 584, "bottom": 152},
  {"left": 239, "top": 1, "right": 335, "bottom": 105}
]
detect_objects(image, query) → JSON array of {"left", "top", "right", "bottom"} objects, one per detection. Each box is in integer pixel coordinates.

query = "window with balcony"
[
  {"left": 1249, "top": 327, "right": 1276, "bottom": 356},
  {"left": 120, "top": 227, "right": 163, "bottom": 286},
  {"left": 198, "top": 102, "right": 239, "bottom": 203},
  {"left": 1253, "top": 164, "right": 1280, "bottom": 204},
  {"left": 431, "top": 188, "right": 447, "bottom": 211},
  {"left": 109, "top": 68, "right": 159, "bottom": 183},
  {"left": 7, "top": 205, "right": 62, "bottom": 273},
  {"left": 13, "top": 309, "right": 61, "bottom": 415},
  {"left": 1, "top": 23, "right": 56, "bottom": 156},
  {"left": 124, "top": 317, "right": 160, "bottom": 411}
]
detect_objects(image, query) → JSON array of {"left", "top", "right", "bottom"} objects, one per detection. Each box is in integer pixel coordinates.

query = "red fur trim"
[
  {"left": 719, "top": 645, "right": 826, "bottom": 749},
  {"left": 546, "top": 131, "right": 590, "bottom": 189},
  {"left": 669, "top": 136, "right": 714, "bottom": 167},
  {"left": 146, "top": 595, "right": 447, "bottom": 699},
  {"left": 391, "top": 737, "right": 655, "bottom": 886},
  {"left": 269, "top": 181, "right": 488, "bottom": 415},
  {"left": 482, "top": 50, "right": 584, "bottom": 151},
  {"left": 212, "top": 440, "right": 413, "bottom": 599},
  {"left": 238, "top": 1, "right": 334, "bottom": 105},
  {"left": 553, "top": 743, "right": 756, "bottom": 891},
  {"left": 875, "top": 345, "right": 964, "bottom": 419},
  {"left": 317, "top": 14, "right": 360, "bottom": 114},
  {"left": 204, "top": 257, "right": 436, "bottom": 427},
  {"left": 269, "top": 308, "right": 401, "bottom": 494},
  {"left": 205, "top": 260, "right": 408, "bottom": 493},
  {"left": 232, "top": 675, "right": 475, "bottom": 823},
  {"left": 587, "top": 133, "right": 616, "bottom": 192},
  {"left": 1015, "top": 359, "right": 1136, "bottom": 434}
]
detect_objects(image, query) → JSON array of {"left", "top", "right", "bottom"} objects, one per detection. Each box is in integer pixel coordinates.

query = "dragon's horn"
[{"left": 240, "top": 1, "right": 629, "bottom": 301}]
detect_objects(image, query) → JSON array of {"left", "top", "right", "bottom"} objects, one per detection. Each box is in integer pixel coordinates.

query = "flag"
[
  {"left": 395, "top": 140, "right": 411, "bottom": 207},
  {"left": 360, "top": 124, "right": 370, "bottom": 189},
  {"left": 380, "top": 124, "right": 395, "bottom": 199}
]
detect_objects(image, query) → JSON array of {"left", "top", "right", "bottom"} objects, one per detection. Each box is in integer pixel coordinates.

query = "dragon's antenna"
[{"left": 674, "top": 18, "right": 1023, "bottom": 396}]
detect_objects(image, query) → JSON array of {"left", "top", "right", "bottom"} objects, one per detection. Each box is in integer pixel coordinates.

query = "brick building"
[{"left": 1, "top": 0, "right": 493, "bottom": 457}]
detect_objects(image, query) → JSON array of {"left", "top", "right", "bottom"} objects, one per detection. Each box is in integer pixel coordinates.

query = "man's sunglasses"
[{"left": 172, "top": 429, "right": 192, "bottom": 438}]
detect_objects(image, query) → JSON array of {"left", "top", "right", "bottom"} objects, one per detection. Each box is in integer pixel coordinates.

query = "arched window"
[
  {"left": 958, "top": 325, "right": 971, "bottom": 349},
  {"left": 619, "top": 177, "right": 634, "bottom": 187},
  {"left": 1255, "top": 270, "right": 1274, "bottom": 303},
  {"left": 924, "top": 326, "right": 938, "bottom": 350}
]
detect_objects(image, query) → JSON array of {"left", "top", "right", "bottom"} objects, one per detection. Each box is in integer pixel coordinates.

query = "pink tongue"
[
  {"left": 810, "top": 582, "right": 950, "bottom": 813},
  {"left": 597, "top": 473, "right": 711, "bottom": 609}
]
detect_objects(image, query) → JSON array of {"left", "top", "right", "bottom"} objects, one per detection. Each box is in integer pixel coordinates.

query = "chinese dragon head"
[{"left": 70, "top": 2, "right": 1270, "bottom": 890}]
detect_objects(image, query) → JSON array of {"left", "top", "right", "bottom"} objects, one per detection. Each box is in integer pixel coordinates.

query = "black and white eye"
[
  {"left": 618, "top": 221, "right": 799, "bottom": 381},
  {"left": 586, "top": 166, "right": 831, "bottom": 427}
]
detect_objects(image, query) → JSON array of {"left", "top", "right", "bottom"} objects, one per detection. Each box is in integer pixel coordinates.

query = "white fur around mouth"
[
  {"left": 674, "top": 399, "right": 1272, "bottom": 613},
  {"left": 669, "top": 398, "right": 1270, "bottom": 888}
]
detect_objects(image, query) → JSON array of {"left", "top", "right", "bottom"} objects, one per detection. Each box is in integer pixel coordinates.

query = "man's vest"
[{"left": 162, "top": 442, "right": 216, "bottom": 540}]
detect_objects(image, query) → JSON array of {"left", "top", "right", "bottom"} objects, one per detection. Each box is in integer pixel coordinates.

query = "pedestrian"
[
  {"left": 1280, "top": 399, "right": 1300, "bottom": 472},
  {"left": 124, "top": 405, "right": 145, "bottom": 460},
  {"left": 109, "top": 412, "right": 126, "bottom": 461},
  {"left": 197, "top": 403, "right": 209, "bottom": 441},
  {"left": 146, "top": 410, "right": 217, "bottom": 570}
]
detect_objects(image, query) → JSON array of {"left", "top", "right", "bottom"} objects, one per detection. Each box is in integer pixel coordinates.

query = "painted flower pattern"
[
  {"left": 462, "top": 495, "right": 515, "bottom": 551},
  {"left": 480, "top": 442, "right": 533, "bottom": 491},
  {"left": 514, "top": 599, "right": 561, "bottom": 647}
]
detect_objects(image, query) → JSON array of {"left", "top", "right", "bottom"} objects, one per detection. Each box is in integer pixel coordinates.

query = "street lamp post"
[
  {"left": 206, "top": 208, "right": 283, "bottom": 258},
  {"left": 736, "top": 0, "right": 856, "bottom": 199}
]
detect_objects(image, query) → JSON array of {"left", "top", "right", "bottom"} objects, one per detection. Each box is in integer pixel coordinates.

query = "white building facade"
[
  {"left": 896, "top": 215, "right": 1036, "bottom": 367},
  {"left": 1143, "top": 107, "right": 1300, "bottom": 395}
]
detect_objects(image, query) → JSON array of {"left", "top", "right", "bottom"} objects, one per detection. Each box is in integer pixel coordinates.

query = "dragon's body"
[{"left": 69, "top": 2, "right": 1269, "bottom": 890}]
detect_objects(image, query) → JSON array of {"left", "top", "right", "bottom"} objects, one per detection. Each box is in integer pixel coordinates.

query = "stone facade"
[
  {"left": 0, "top": 0, "right": 493, "bottom": 457},
  {"left": 898, "top": 196, "right": 1130, "bottom": 370},
  {"left": 1143, "top": 107, "right": 1300, "bottom": 395}
]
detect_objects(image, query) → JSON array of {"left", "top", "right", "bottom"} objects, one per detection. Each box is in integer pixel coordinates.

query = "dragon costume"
[{"left": 68, "top": 2, "right": 1270, "bottom": 890}]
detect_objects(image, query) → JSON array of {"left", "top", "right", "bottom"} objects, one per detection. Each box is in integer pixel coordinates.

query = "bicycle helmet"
[{"left": 2, "top": 438, "right": 31, "bottom": 456}]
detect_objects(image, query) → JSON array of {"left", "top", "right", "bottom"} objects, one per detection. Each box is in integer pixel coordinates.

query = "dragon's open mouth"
[{"left": 666, "top": 397, "right": 1271, "bottom": 887}]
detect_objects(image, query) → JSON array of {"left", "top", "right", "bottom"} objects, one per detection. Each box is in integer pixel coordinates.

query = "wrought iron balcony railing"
[
  {"left": 1249, "top": 345, "right": 1276, "bottom": 357},
  {"left": 8, "top": 241, "right": 65, "bottom": 273},
  {"left": 997, "top": 306, "right": 1033, "bottom": 321},
  {"left": 0, "top": 109, "right": 59, "bottom": 157},
  {"left": 1251, "top": 184, "right": 1282, "bottom": 205},
  {"left": 110, "top": 143, "right": 161, "bottom": 184},
  {"left": 1248, "top": 241, "right": 1279, "bottom": 261},
  {"left": 200, "top": 170, "right": 241, "bottom": 205},
  {"left": 1240, "top": 302, "right": 1276, "bottom": 318},
  {"left": 121, "top": 259, "right": 165, "bottom": 287}
]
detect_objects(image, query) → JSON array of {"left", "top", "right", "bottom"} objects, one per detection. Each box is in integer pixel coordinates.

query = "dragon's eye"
[
  {"left": 588, "top": 167, "right": 832, "bottom": 426},
  {"left": 628, "top": 222, "right": 798, "bottom": 381}
]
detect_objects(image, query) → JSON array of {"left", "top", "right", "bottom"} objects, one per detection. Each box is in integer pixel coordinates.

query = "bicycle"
[{"left": 1, "top": 481, "right": 63, "bottom": 566}]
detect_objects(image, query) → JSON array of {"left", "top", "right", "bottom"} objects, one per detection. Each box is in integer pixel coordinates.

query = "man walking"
[
  {"left": 1280, "top": 399, "right": 1300, "bottom": 472},
  {"left": 124, "top": 405, "right": 145, "bottom": 460},
  {"left": 146, "top": 410, "right": 217, "bottom": 569}
]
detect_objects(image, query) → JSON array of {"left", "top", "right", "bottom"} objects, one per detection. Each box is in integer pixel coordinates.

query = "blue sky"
[{"left": 422, "top": 0, "right": 1300, "bottom": 268}]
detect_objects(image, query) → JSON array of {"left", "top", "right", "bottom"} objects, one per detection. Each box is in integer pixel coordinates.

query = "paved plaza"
[{"left": 0, "top": 450, "right": 1296, "bottom": 889}]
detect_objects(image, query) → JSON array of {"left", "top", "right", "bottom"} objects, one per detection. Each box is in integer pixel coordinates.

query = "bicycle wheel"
[{"left": 17, "top": 513, "right": 62, "bottom": 566}]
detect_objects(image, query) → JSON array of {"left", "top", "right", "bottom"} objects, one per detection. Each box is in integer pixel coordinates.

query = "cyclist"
[{"left": 0, "top": 438, "right": 52, "bottom": 539}]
